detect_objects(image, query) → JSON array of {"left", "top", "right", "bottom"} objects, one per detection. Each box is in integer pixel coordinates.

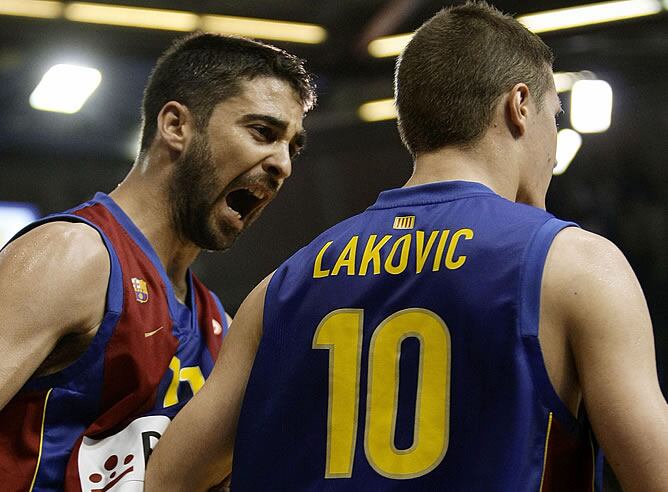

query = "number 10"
[{"left": 312, "top": 308, "right": 451, "bottom": 479}]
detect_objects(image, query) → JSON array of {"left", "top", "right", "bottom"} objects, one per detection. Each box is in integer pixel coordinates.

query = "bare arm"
[
  {"left": 0, "top": 222, "right": 109, "bottom": 409},
  {"left": 145, "top": 273, "right": 271, "bottom": 492},
  {"left": 543, "top": 227, "right": 668, "bottom": 490}
]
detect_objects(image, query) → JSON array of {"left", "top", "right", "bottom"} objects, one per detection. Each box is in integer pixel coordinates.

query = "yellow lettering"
[
  {"left": 415, "top": 230, "right": 440, "bottom": 274},
  {"left": 313, "top": 241, "right": 334, "bottom": 278},
  {"left": 431, "top": 230, "right": 450, "bottom": 272},
  {"left": 180, "top": 367, "right": 205, "bottom": 395},
  {"left": 163, "top": 357, "right": 206, "bottom": 408},
  {"left": 359, "top": 235, "right": 392, "bottom": 276},
  {"left": 445, "top": 228, "right": 474, "bottom": 269},
  {"left": 163, "top": 356, "right": 181, "bottom": 407},
  {"left": 332, "top": 236, "right": 359, "bottom": 276},
  {"left": 384, "top": 234, "right": 411, "bottom": 275}
]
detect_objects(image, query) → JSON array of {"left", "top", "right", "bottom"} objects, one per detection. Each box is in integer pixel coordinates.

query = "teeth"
[{"left": 247, "top": 188, "right": 266, "bottom": 200}]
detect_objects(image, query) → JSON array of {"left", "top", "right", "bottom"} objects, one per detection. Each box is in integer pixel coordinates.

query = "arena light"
[
  {"left": 30, "top": 64, "right": 102, "bottom": 114},
  {"left": 358, "top": 98, "right": 397, "bottom": 122},
  {"left": 368, "top": 1, "right": 663, "bottom": 58},
  {"left": 554, "top": 71, "right": 598, "bottom": 92},
  {"left": 0, "top": 202, "right": 40, "bottom": 248},
  {"left": 518, "top": 0, "right": 662, "bottom": 33},
  {"left": 554, "top": 129, "right": 582, "bottom": 175},
  {"left": 201, "top": 15, "right": 327, "bottom": 44},
  {"left": 0, "top": 0, "right": 63, "bottom": 19},
  {"left": 368, "top": 33, "right": 413, "bottom": 58},
  {"left": 570, "top": 79, "right": 613, "bottom": 133},
  {"left": 64, "top": 2, "right": 199, "bottom": 32}
]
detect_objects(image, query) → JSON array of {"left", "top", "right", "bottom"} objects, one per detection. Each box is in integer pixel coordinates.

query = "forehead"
[{"left": 210, "top": 76, "right": 305, "bottom": 131}]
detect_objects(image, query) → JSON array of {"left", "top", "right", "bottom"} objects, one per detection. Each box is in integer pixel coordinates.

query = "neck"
[
  {"left": 407, "top": 138, "right": 521, "bottom": 203},
  {"left": 109, "top": 153, "right": 198, "bottom": 303}
]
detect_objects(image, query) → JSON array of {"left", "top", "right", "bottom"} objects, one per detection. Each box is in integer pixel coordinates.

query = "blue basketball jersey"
[{"left": 233, "top": 181, "right": 600, "bottom": 491}]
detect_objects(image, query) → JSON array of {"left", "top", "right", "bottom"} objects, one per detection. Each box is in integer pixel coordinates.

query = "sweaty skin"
[{"left": 0, "top": 222, "right": 108, "bottom": 409}]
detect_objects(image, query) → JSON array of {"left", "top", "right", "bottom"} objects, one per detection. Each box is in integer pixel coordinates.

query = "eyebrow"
[{"left": 240, "top": 113, "right": 307, "bottom": 147}]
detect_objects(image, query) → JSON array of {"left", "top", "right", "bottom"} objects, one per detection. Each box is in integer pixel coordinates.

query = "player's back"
[{"left": 233, "top": 181, "right": 598, "bottom": 491}]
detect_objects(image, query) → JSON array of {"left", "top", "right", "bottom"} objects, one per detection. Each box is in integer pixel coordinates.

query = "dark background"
[{"left": 1, "top": 1, "right": 666, "bottom": 471}]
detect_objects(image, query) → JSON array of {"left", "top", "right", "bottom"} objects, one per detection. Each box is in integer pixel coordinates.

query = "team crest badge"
[{"left": 131, "top": 278, "right": 149, "bottom": 303}]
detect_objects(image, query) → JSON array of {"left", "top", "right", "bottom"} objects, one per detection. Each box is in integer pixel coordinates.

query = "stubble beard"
[{"left": 169, "top": 134, "right": 239, "bottom": 252}]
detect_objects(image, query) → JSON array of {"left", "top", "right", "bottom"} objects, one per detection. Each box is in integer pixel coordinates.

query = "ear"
[
  {"left": 506, "top": 83, "right": 530, "bottom": 137},
  {"left": 156, "top": 101, "right": 194, "bottom": 154}
]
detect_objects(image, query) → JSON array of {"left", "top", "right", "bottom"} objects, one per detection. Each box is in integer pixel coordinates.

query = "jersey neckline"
[
  {"left": 92, "top": 192, "right": 196, "bottom": 326},
  {"left": 369, "top": 180, "right": 499, "bottom": 210}
]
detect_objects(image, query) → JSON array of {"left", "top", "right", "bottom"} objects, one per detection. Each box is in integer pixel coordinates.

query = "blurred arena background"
[{"left": 0, "top": 0, "right": 665, "bottom": 428}]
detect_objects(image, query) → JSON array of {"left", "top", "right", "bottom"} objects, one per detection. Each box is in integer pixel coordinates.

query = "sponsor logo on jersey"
[
  {"left": 78, "top": 415, "right": 170, "bottom": 491},
  {"left": 144, "top": 326, "right": 164, "bottom": 338},
  {"left": 393, "top": 215, "right": 415, "bottom": 230},
  {"left": 131, "top": 278, "right": 149, "bottom": 303}
]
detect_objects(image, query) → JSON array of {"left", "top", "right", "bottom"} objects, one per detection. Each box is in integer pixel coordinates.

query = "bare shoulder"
[
  {"left": 542, "top": 226, "right": 646, "bottom": 328},
  {"left": 546, "top": 226, "right": 632, "bottom": 278},
  {"left": 1, "top": 220, "right": 108, "bottom": 265},
  {"left": 0, "top": 220, "right": 110, "bottom": 335},
  {"left": 544, "top": 226, "right": 668, "bottom": 490},
  {"left": 0, "top": 221, "right": 111, "bottom": 408}
]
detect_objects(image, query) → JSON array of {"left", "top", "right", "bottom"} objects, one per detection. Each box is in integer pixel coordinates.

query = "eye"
[{"left": 250, "top": 125, "right": 277, "bottom": 142}]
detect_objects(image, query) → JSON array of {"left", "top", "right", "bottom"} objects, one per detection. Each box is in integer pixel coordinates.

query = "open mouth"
[{"left": 225, "top": 186, "right": 270, "bottom": 221}]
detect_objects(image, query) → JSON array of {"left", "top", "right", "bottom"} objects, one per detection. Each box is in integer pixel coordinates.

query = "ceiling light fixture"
[
  {"left": 518, "top": 0, "right": 662, "bottom": 33},
  {"left": 0, "top": 0, "right": 63, "bottom": 19},
  {"left": 30, "top": 64, "right": 102, "bottom": 114},
  {"left": 1, "top": 2, "right": 329, "bottom": 44},
  {"left": 570, "top": 79, "right": 613, "bottom": 133},
  {"left": 201, "top": 15, "right": 327, "bottom": 44},
  {"left": 64, "top": 2, "right": 198, "bottom": 32},
  {"left": 367, "top": 33, "right": 413, "bottom": 58},
  {"left": 358, "top": 99, "right": 397, "bottom": 122},
  {"left": 368, "top": 0, "right": 663, "bottom": 57}
]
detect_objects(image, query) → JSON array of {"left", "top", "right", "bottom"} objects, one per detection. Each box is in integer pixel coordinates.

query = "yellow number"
[
  {"left": 365, "top": 309, "right": 450, "bottom": 478},
  {"left": 312, "top": 309, "right": 364, "bottom": 478},
  {"left": 313, "top": 308, "right": 451, "bottom": 479},
  {"left": 163, "top": 356, "right": 205, "bottom": 408}
]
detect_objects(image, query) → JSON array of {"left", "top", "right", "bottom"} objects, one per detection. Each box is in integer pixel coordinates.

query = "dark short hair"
[
  {"left": 140, "top": 32, "right": 316, "bottom": 152},
  {"left": 395, "top": 1, "right": 554, "bottom": 157}
]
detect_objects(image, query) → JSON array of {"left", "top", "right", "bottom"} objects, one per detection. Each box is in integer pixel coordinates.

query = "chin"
[
  {"left": 197, "top": 236, "right": 236, "bottom": 252},
  {"left": 190, "top": 224, "right": 239, "bottom": 252}
]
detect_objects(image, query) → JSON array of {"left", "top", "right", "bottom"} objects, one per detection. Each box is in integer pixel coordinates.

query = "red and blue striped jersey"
[
  {"left": 0, "top": 193, "right": 228, "bottom": 491},
  {"left": 233, "top": 181, "right": 601, "bottom": 491}
]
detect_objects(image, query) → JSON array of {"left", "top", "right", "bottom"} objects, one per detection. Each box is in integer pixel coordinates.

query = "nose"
[{"left": 262, "top": 144, "right": 292, "bottom": 180}]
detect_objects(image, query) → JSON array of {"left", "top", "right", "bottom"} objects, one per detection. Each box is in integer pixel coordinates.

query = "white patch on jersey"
[
  {"left": 212, "top": 318, "right": 223, "bottom": 335},
  {"left": 78, "top": 415, "right": 170, "bottom": 492}
]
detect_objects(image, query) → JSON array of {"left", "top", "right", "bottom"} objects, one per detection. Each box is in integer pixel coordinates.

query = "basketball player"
[
  {"left": 146, "top": 3, "right": 668, "bottom": 491},
  {"left": 0, "top": 33, "right": 314, "bottom": 490}
]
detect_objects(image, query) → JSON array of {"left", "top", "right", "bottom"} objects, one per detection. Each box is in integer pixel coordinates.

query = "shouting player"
[{"left": 0, "top": 33, "right": 314, "bottom": 490}]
